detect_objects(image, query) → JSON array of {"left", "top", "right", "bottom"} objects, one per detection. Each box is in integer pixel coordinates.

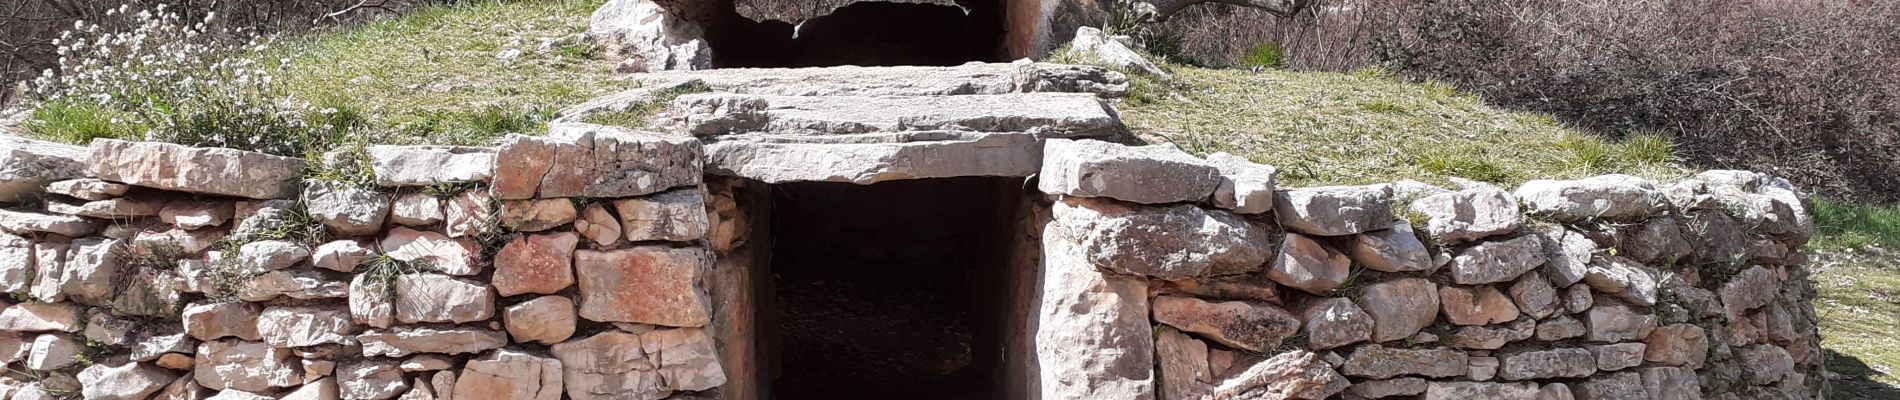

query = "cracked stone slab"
[
  {"left": 669, "top": 92, "right": 1124, "bottom": 138},
  {"left": 491, "top": 123, "right": 703, "bottom": 200},
  {"left": 631, "top": 61, "right": 1128, "bottom": 97},
  {"left": 703, "top": 131, "right": 1042, "bottom": 184}
]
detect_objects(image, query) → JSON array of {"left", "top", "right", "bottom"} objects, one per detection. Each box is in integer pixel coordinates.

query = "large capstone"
[{"left": 87, "top": 139, "right": 305, "bottom": 199}]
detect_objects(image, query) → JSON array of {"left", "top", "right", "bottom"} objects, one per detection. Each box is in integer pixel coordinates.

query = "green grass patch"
[
  {"left": 266, "top": 0, "right": 626, "bottom": 146},
  {"left": 1814, "top": 256, "right": 1900, "bottom": 389},
  {"left": 1811, "top": 200, "right": 1900, "bottom": 250},
  {"left": 26, "top": 102, "right": 143, "bottom": 144},
  {"left": 1114, "top": 66, "right": 1686, "bottom": 188}
]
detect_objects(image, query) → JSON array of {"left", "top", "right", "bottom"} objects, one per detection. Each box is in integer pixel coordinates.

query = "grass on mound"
[
  {"left": 270, "top": 0, "right": 627, "bottom": 146},
  {"left": 1114, "top": 66, "right": 1685, "bottom": 188},
  {"left": 1808, "top": 201, "right": 1900, "bottom": 396}
]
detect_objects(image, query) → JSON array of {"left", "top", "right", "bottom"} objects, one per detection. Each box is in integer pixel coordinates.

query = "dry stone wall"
[
  {"left": 1034, "top": 140, "right": 1823, "bottom": 400},
  {"left": 0, "top": 61, "right": 1822, "bottom": 400}
]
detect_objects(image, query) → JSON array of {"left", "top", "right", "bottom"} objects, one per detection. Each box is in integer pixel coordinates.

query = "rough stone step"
[
  {"left": 669, "top": 92, "right": 1126, "bottom": 138},
  {"left": 632, "top": 62, "right": 1129, "bottom": 97},
  {"left": 703, "top": 131, "right": 1041, "bottom": 184},
  {"left": 0, "top": 135, "right": 89, "bottom": 203}
]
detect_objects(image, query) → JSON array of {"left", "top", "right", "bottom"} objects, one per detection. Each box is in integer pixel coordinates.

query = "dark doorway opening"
[
  {"left": 765, "top": 177, "right": 1023, "bottom": 399},
  {"left": 710, "top": 0, "right": 1006, "bottom": 67}
]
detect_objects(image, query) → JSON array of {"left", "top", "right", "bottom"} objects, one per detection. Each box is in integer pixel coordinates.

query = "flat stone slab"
[
  {"left": 633, "top": 62, "right": 1129, "bottom": 97},
  {"left": 670, "top": 92, "right": 1125, "bottom": 138},
  {"left": 703, "top": 131, "right": 1041, "bottom": 184},
  {"left": 491, "top": 123, "right": 703, "bottom": 200},
  {"left": 0, "top": 136, "right": 88, "bottom": 203},
  {"left": 87, "top": 139, "right": 305, "bottom": 199},
  {"left": 363, "top": 145, "right": 495, "bottom": 186}
]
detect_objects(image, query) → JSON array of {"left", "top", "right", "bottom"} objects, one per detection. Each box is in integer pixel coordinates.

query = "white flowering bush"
[{"left": 25, "top": 4, "right": 357, "bottom": 157}]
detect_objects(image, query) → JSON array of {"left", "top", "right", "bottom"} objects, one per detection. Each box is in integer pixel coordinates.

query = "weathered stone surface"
[
  {"left": 1159, "top": 276, "right": 1282, "bottom": 304},
  {"left": 236, "top": 270, "right": 347, "bottom": 302},
  {"left": 349, "top": 274, "right": 394, "bottom": 329},
  {"left": 1497, "top": 348, "right": 1596, "bottom": 380},
  {"left": 1275, "top": 184, "right": 1394, "bottom": 236},
  {"left": 1537, "top": 315, "right": 1587, "bottom": 341},
  {"left": 282, "top": 377, "right": 339, "bottom": 400},
  {"left": 1696, "top": 170, "right": 1814, "bottom": 244},
  {"left": 1740, "top": 344, "right": 1794, "bottom": 386},
  {"left": 1448, "top": 318, "right": 1535, "bottom": 350},
  {"left": 1515, "top": 175, "right": 1661, "bottom": 222},
  {"left": 0, "top": 136, "right": 87, "bottom": 203},
  {"left": 26, "top": 334, "right": 80, "bottom": 370},
  {"left": 1448, "top": 235, "right": 1548, "bottom": 285},
  {"left": 1301, "top": 297, "right": 1373, "bottom": 350},
  {"left": 1586, "top": 303, "right": 1656, "bottom": 342},
  {"left": 1582, "top": 256, "right": 1659, "bottom": 306},
  {"left": 58, "top": 237, "right": 125, "bottom": 305},
  {"left": 337, "top": 360, "right": 408, "bottom": 400},
  {"left": 1410, "top": 186, "right": 1522, "bottom": 243},
  {"left": 0, "top": 301, "right": 79, "bottom": 332},
  {"left": 704, "top": 131, "right": 1043, "bottom": 185},
  {"left": 84, "top": 313, "right": 133, "bottom": 346},
  {"left": 80, "top": 361, "right": 178, "bottom": 400},
  {"left": 640, "top": 327, "right": 726, "bottom": 391},
  {"left": 359, "top": 327, "right": 507, "bottom": 357},
  {"left": 393, "top": 274, "right": 495, "bottom": 324},
  {"left": 1441, "top": 285, "right": 1521, "bottom": 325},
  {"left": 256, "top": 306, "right": 355, "bottom": 348},
  {"left": 46, "top": 197, "right": 163, "bottom": 218},
  {"left": 504, "top": 296, "right": 577, "bottom": 345},
  {"left": 1269, "top": 233, "right": 1351, "bottom": 294},
  {"left": 1572, "top": 371, "right": 1645, "bottom": 400},
  {"left": 428, "top": 371, "right": 454, "bottom": 400},
  {"left": 0, "top": 334, "right": 28, "bottom": 363},
  {"left": 159, "top": 201, "right": 234, "bottom": 230},
  {"left": 381, "top": 227, "right": 483, "bottom": 276},
  {"left": 401, "top": 355, "right": 453, "bottom": 372},
  {"left": 113, "top": 268, "right": 181, "bottom": 316},
  {"left": 1592, "top": 343, "right": 1646, "bottom": 371},
  {"left": 1359, "top": 278, "right": 1440, "bottom": 342},
  {"left": 131, "top": 332, "right": 194, "bottom": 362},
  {"left": 1509, "top": 273, "right": 1561, "bottom": 319},
  {"left": 236, "top": 240, "right": 309, "bottom": 273},
  {"left": 1036, "top": 229, "right": 1154, "bottom": 400},
  {"left": 1038, "top": 139, "right": 1218, "bottom": 204},
  {"left": 1152, "top": 295, "right": 1299, "bottom": 352},
  {"left": 0, "top": 234, "right": 30, "bottom": 292},
  {"left": 390, "top": 193, "right": 444, "bottom": 227},
  {"left": 185, "top": 302, "right": 262, "bottom": 341},
  {"left": 549, "top": 331, "right": 669, "bottom": 400},
  {"left": 1341, "top": 345, "right": 1468, "bottom": 379},
  {"left": 588, "top": 0, "right": 711, "bottom": 73},
  {"left": 0, "top": 209, "right": 95, "bottom": 237},
  {"left": 1204, "top": 152, "right": 1282, "bottom": 214},
  {"left": 493, "top": 232, "right": 578, "bottom": 296},
  {"left": 1350, "top": 377, "right": 1428, "bottom": 398},
  {"left": 452, "top": 350, "right": 563, "bottom": 400},
  {"left": 499, "top": 199, "right": 576, "bottom": 232},
  {"left": 575, "top": 246, "right": 711, "bottom": 327},
  {"left": 673, "top": 92, "right": 1124, "bottom": 138},
  {"left": 1469, "top": 356, "right": 1500, "bottom": 380},
  {"left": 1154, "top": 328, "right": 1211, "bottom": 399},
  {"left": 1645, "top": 324, "right": 1709, "bottom": 368},
  {"left": 194, "top": 340, "right": 302, "bottom": 392},
  {"left": 1565, "top": 284, "right": 1594, "bottom": 314},
  {"left": 1640, "top": 366, "right": 1701, "bottom": 400},
  {"left": 574, "top": 203, "right": 620, "bottom": 246},
  {"left": 1346, "top": 221, "right": 1433, "bottom": 272},
  {"left": 614, "top": 189, "right": 708, "bottom": 242},
  {"left": 1051, "top": 197, "right": 1271, "bottom": 279},
  {"left": 1720, "top": 266, "right": 1779, "bottom": 321},
  {"left": 491, "top": 124, "right": 703, "bottom": 200},
  {"left": 313, "top": 240, "right": 373, "bottom": 273},
  {"left": 1423, "top": 381, "right": 1540, "bottom": 400},
  {"left": 153, "top": 373, "right": 211, "bottom": 400},
  {"left": 1207, "top": 350, "right": 1349, "bottom": 400},
  {"left": 205, "top": 389, "right": 274, "bottom": 400},
  {"left": 1066, "top": 27, "right": 1168, "bottom": 77},
  {"left": 628, "top": 61, "right": 1128, "bottom": 98},
  {"left": 88, "top": 139, "right": 305, "bottom": 199},
  {"left": 304, "top": 181, "right": 390, "bottom": 237},
  {"left": 365, "top": 146, "right": 496, "bottom": 186},
  {"left": 1616, "top": 217, "right": 1691, "bottom": 264},
  {"left": 133, "top": 226, "right": 223, "bottom": 255},
  {"left": 442, "top": 190, "right": 495, "bottom": 238}
]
